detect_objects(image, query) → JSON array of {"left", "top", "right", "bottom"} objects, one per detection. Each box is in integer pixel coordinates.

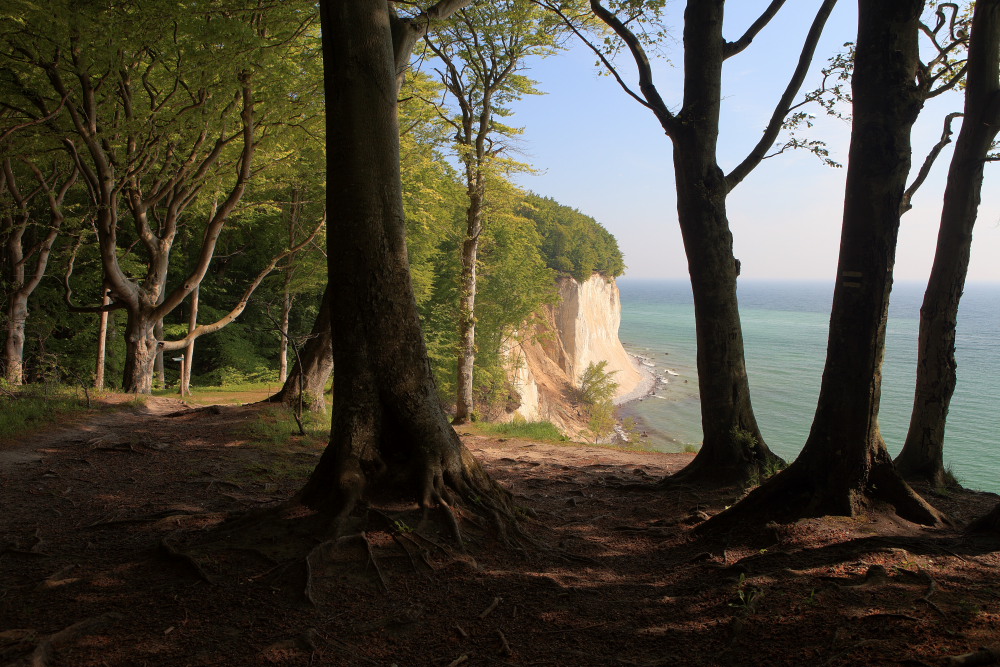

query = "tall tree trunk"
[
  {"left": 4, "top": 291, "right": 27, "bottom": 385},
  {"left": 299, "top": 0, "right": 513, "bottom": 537},
  {"left": 670, "top": 124, "right": 776, "bottom": 482},
  {"left": 279, "top": 279, "right": 292, "bottom": 384},
  {"left": 182, "top": 286, "right": 199, "bottom": 396},
  {"left": 662, "top": 0, "right": 780, "bottom": 483},
  {"left": 268, "top": 285, "right": 333, "bottom": 413},
  {"left": 895, "top": 0, "right": 1000, "bottom": 488},
  {"left": 95, "top": 286, "right": 109, "bottom": 390},
  {"left": 708, "top": 0, "right": 944, "bottom": 528},
  {"left": 453, "top": 186, "right": 484, "bottom": 424},
  {"left": 153, "top": 319, "right": 165, "bottom": 388}
]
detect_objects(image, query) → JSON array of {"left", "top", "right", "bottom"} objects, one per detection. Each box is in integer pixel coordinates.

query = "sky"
[{"left": 503, "top": 1, "right": 1000, "bottom": 283}]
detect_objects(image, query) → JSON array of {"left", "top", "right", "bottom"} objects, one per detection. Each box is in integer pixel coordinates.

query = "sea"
[{"left": 617, "top": 279, "right": 1000, "bottom": 494}]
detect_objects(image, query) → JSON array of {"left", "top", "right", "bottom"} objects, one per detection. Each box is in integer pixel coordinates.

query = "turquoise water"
[{"left": 617, "top": 279, "right": 1000, "bottom": 494}]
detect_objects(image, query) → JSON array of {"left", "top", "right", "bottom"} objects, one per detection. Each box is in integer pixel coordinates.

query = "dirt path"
[{"left": 1, "top": 398, "right": 999, "bottom": 666}]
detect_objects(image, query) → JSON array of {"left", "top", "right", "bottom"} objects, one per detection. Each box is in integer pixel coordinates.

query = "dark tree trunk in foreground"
[
  {"left": 587, "top": 0, "right": 839, "bottom": 483},
  {"left": 969, "top": 502, "right": 1000, "bottom": 533},
  {"left": 895, "top": 0, "right": 1000, "bottom": 488},
  {"left": 708, "top": 0, "right": 944, "bottom": 528},
  {"left": 669, "top": 111, "right": 773, "bottom": 483},
  {"left": 300, "top": 0, "right": 514, "bottom": 538},
  {"left": 268, "top": 284, "right": 333, "bottom": 413}
]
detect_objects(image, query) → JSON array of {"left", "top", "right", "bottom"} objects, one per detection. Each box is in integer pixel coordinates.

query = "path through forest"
[{"left": 1, "top": 397, "right": 999, "bottom": 666}]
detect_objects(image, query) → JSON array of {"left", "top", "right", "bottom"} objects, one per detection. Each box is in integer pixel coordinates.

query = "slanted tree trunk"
[
  {"left": 299, "top": 0, "right": 514, "bottom": 538},
  {"left": 708, "top": 0, "right": 944, "bottom": 528},
  {"left": 182, "top": 285, "right": 199, "bottom": 396},
  {"left": 279, "top": 277, "right": 292, "bottom": 384},
  {"left": 268, "top": 284, "right": 333, "bottom": 413},
  {"left": 895, "top": 0, "right": 1000, "bottom": 488}
]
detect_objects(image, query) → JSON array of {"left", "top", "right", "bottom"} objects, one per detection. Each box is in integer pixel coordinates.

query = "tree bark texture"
[
  {"left": 269, "top": 284, "right": 333, "bottom": 413},
  {"left": 300, "top": 0, "right": 511, "bottom": 534},
  {"left": 895, "top": 0, "right": 1000, "bottom": 487},
  {"left": 710, "top": 0, "right": 943, "bottom": 527},
  {"left": 453, "top": 185, "right": 484, "bottom": 424},
  {"left": 122, "top": 314, "right": 159, "bottom": 395}
]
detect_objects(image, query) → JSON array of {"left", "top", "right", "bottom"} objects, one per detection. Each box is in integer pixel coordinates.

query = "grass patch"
[
  {"left": 233, "top": 405, "right": 330, "bottom": 483},
  {"left": 0, "top": 384, "right": 133, "bottom": 442},
  {"left": 476, "top": 420, "right": 567, "bottom": 442}
]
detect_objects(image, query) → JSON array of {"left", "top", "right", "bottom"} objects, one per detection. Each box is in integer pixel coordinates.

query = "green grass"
[
  {"left": 233, "top": 405, "right": 330, "bottom": 482},
  {"left": 475, "top": 420, "right": 568, "bottom": 442},
  {"left": 0, "top": 384, "right": 112, "bottom": 440}
]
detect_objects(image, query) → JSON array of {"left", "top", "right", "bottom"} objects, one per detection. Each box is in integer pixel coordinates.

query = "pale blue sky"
[{"left": 508, "top": 1, "right": 1000, "bottom": 282}]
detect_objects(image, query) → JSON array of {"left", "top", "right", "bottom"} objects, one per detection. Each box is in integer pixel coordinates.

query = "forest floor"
[{"left": 1, "top": 395, "right": 999, "bottom": 667}]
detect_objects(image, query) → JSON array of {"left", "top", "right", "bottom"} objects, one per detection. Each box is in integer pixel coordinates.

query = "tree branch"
[
  {"left": 158, "top": 214, "right": 325, "bottom": 351},
  {"left": 723, "top": 0, "right": 788, "bottom": 59},
  {"left": 588, "top": 0, "right": 677, "bottom": 134},
  {"left": 900, "top": 112, "right": 963, "bottom": 215},
  {"left": 725, "top": 0, "right": 839, "bottom": 190}
]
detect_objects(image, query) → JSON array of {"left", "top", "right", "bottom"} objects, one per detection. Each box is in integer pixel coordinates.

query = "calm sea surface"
[{"left": 617, "top": 279, "right": 1000, "bottom": 494}]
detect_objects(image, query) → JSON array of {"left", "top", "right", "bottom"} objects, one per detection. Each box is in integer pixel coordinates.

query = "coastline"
[{"left": 613, "top": 353, "right": 658, "bottom": 406}]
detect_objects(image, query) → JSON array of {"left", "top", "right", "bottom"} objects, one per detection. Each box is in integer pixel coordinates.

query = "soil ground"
[{"left": 2, "top": 396, "right": 999, "bottom": 666}]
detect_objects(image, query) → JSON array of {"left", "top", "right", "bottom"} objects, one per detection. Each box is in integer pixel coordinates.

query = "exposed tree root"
[
  {"left": 12, "top": 612, "right": 121, "bottom": 667},
  {"left": 967, "top": 502, "right": 1000, "bottom": 534},
  {"left": 698, "top": 457, "right": 946, "bottom": 534},
  {"left": 945, "top": 647, "right": 1000, "bottom": 666},
  {"left": 158, "top": 534, "right": 214, "bottom": 584}
]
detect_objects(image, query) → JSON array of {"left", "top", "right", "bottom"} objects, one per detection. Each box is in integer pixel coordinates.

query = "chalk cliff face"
[{"left": 505, "top": 274, "right": 644, "bottom": 434}]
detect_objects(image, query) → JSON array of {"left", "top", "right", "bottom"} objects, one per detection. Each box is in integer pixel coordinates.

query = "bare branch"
[
  {"left": 901, "top": 111, "right": 964, "bottom": 215},
  {"left": 723, "top": 0, "right": 788, "bottom": 59},
  {"left": 726, "top": 0, "right": 839, "bottom": 190}
]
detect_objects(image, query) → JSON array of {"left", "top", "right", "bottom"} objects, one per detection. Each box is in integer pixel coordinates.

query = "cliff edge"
[{"left": 505, "top": 274, "right": 651, "bottom": 435}]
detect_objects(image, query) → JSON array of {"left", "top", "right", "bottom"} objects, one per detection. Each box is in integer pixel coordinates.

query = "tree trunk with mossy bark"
[
  {"left": 895, "top": 0, "right": 1000, "bottom": 488},
  {"left": 299, "top": 0, "right": 517, "bottom": 541},
  {"left": 705, "top": 0, "right": 945, "bottom": 529}
]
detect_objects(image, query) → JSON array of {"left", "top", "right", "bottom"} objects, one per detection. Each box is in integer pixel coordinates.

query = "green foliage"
[
  {"left": 519, "top": 194, "right": 625, "bottom": 280},
  {"left": 477, "top": 419, "right": 567, "bottom": 441},
  {"left": 576, "top": 361, "right": 619, "bottom": 443},
  {"left": 729, "top": 573, "right": 765, "bottom": 614},
  {"left": 577, "top": 361, "right": 619, "bottom": 406}
]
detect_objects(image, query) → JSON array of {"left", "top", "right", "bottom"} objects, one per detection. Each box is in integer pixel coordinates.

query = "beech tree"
[
  {"left": 298, "top": 0, "right": 519, "bottom": 538},
  {"left": 545, "top": 0, "right": 838, "bottom": 482},
  {"left": 709, "top": 0, "right": 945, "bottom": 527},
  {"left": 3, "top": 1, "right": 322, "bottom": 392},
  {"left": 895, "top": 0, "right": 1000, "bottom": 487},
  {"left": 1, "top": 155, "right": 76, "bottom": 384},
  {"left": 425, "top": 0, "right": 556, "bottom": 424}
]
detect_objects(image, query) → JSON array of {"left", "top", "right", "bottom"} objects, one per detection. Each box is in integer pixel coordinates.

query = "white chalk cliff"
[{"left": 505, "top": 274, "right": 645, "bottom": 435}]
